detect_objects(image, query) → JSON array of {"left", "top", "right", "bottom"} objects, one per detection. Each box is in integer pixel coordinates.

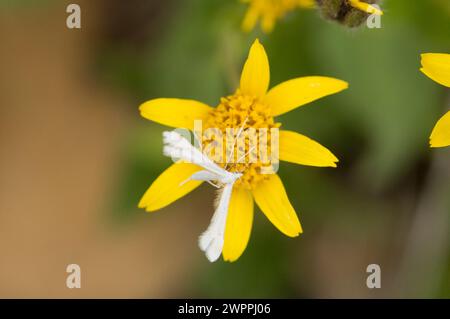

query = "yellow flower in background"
[
  {"left": 420, "top": 53, "right": 450, "bottom": 148},
  {"left": 242, "top": 0, "right": 383, "bottom": 33},
  {"left": 242, "top": 0, "right": 315, "bottom": 33},
  {"left": 139, "top": 39, "right": 348, "bottom": 262}
]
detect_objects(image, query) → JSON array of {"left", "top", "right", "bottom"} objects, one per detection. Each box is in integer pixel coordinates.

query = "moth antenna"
[
  {"left": 225, "top": 116, "right": 248, "bottom": 169},
  {"left": 236, "top": 145, "right": 257, "bottom": 164}
]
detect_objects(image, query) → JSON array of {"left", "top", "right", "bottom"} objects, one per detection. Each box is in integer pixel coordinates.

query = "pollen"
[{"left": 202, "top": 91, "right": 281, "bottom": 190}]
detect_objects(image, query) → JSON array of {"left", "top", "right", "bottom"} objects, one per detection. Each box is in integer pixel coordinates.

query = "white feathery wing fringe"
[
  {"left": 198, "top": 183, "right": 234, "bottom": 262},
  {"left": 162, "top": 131, "right": 227, "bottom": 177}
]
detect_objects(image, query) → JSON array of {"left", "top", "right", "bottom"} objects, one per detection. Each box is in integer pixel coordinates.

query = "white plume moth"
[{"left": 163, "top": 131, "right": 242, "bottom": 262}]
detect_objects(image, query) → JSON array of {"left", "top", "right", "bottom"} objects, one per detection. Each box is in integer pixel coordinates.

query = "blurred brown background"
[{"left": 0, "top": 0, "right": 201, "bottom": 298}]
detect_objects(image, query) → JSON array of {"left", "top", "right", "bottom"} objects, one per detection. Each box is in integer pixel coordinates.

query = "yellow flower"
[
  {"left": 139, "top": 39, "right": 348, "bottom": 262},
  {"left": 242, "top": 0, "right": 315, "bottom": 33},
  {"left": 420, "top": 53, "right": 450, "bottom": 148}
]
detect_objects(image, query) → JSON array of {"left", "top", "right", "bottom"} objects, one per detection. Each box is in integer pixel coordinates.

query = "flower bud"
[{"left": 315, "top": 0, "right": 381, "bottom": 28}]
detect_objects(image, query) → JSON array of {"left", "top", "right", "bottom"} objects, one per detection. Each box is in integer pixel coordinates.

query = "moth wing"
[
  {"left": 198, "top": 183, "right": 234, "bottom": 262},
  {"left": 189, "top": 170, "right": 219, "bottom": 182},
  {"left": 163, "top": 131, "right": 229, "bottom": 179}
]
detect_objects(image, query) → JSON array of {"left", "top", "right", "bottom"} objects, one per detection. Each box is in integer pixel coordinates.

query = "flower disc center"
[{"left": 202, "top": 92, "right": 281, "bottom": 189}]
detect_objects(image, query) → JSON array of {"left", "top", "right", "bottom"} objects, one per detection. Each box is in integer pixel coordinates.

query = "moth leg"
[{"left": 180, "top": 170, "right": 221, "bottom": 188}]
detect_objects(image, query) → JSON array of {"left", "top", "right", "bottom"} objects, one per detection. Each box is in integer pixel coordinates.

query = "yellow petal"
[
  {"left": 223, "top": 187, "right": 254, "bottom": 262},
  {"left": 349, "top": 0, "right": 383, "bottom": 15},
  {"left": 139, "top": 98, "right": 212, "bottom": 130},
  {"left": 299, "top": 0, "right": 315, "bottom": 8},
  {"left": 279, "top": 130, "right": 339, "bottom": 167},
  {"left": 430, "top": 111, "right": 450, "bottom": 148},
  {"left": 421, "top": 53, "right": 450, "bottom": 88},
  {"left": 252, "top": 174, "right": 302, "bottom": 237},
  {"left": 138, "top": 163, "right": 203, "bottom": 212},
  {"left": 264, "top": 76, "right": 348, "bottom": 116},
  {"left": 261, "top": 15, "right": 276, "bottom": 34},
  {"left": 240, "top": 39, "right": 270, "bottom": 98},
  {"left": 242, "top": 5, "right": 259, "bottom": 33}
]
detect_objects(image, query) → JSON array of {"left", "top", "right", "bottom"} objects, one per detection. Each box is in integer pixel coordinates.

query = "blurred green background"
[{"left": 0, "top": 0, "right": 449, "bottom": 298}]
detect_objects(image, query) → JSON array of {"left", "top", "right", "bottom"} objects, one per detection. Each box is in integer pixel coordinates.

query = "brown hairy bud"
[{"left": 315, "top": 0, "right": 381, "bottom": 28}]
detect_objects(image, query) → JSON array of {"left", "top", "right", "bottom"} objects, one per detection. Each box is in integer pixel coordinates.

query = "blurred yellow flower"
[
  {"left": 242, "top": 0, "right": 315, "bottom": 33},
  {"left": 420, "top": 53, "right": 450, "bottom": 148},
  {"left": 138, "top": 39, "right": 348, "bottom": 262}
]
